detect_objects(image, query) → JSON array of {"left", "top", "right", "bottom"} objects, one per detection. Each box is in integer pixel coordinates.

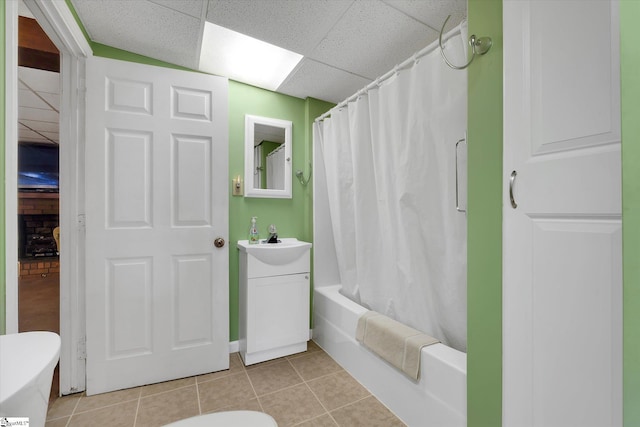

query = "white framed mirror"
[{"left": 244, "top": 114, "right": 293, "bottom": 198}]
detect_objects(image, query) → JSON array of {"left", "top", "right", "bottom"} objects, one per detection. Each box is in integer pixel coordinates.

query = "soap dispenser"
[{"left": 249, "top": 217, "right": 259, "bottom": 244}]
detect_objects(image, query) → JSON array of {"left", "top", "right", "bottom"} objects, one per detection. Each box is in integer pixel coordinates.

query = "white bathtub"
[{"left": 313, "top": 285, "right": 466, "bottom": 427}]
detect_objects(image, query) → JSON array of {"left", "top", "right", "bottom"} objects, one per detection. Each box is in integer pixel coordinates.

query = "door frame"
[{"left": 4, "top": 0, "right": 91, "bottom": 394}]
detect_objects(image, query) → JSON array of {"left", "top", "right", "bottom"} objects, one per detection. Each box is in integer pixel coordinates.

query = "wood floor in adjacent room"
[{"left": 18, "top": 271, "right": 60, "bottom": 401}]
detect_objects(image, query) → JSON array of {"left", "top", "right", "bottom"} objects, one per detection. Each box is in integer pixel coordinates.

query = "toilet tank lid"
[{"left": 0, "top": 331, "right": 61, "bottom": 403}]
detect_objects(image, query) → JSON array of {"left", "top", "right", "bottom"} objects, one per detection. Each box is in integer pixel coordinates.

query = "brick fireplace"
[{"left": 18, "top": 192, "right": 59, "bottom": 277}]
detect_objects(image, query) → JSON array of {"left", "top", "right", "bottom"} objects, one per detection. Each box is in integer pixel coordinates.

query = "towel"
[{"left": 356, "top": 311, "right": 439, "bottom": 380}]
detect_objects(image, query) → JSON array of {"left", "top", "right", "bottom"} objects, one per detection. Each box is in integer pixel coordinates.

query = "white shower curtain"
[
  {"left": 253, "top": 145, "right": 262, "bottom": 188},
  {"left": 315, "top": 27, "right": 468, "bottom": 351},
  {"left": 266, "top": 144, "right": 285, "bottom": 189}
]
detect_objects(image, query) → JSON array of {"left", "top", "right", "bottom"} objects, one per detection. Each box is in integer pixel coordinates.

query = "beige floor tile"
[
  {"left": 306, "top": 340, "right": 323, "bottom": 353},
  {"left": 246, "top": 360, "right": 303, "bottom": 396},
  {"left": 197, "top": 352, "right": 245, "bottom": 383},
  {"left": 207, "top": 397, "right": 262, "bottom": 414},
  {"left": 307, "top": 371, "right": 370, "bottom": 411},
  {"left": 141, "top": 376, "right": 195, "bottom": 397},
  {"left": 136, "top": 385, "right": 200, "bottom": 427},
  {"left": 286, "top": 340, "right": 322, "bottom": 360},
  {"left": 330, "top": 396, "right": 406, "bottom": 427},
  {"left": 68, "top": 399, "right": 137, "bottom": 427},
  {"left": 74, "top": 387, "right": 140, "bottom": 413},
  {"left": 244, "top": 356, "right": 287, "bottom": 371},
  {"left": 47, "top": 393, "right": 81, "bottom": 419},
  {"left": 259, "top": 383, "right": 326, "bottom": 427},
  {"left": 288, "top": 351, "right": 343, "bottom": 381},
  {"left": 294, "top": 413, "right": 339, "bottom": 427},
  {"left": 198, "top": 372, "right": 257, "bottom": 413},
  {"left": 45, "top": 416, "right": 70, "bottom": 427}
]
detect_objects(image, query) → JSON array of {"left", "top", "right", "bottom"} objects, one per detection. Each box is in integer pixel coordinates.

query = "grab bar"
[{"left": 455, "top": 138, "right": 467, "bottom": 213}]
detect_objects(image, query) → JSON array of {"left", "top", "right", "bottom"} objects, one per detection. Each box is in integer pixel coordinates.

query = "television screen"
[{"left": 18, "top": 144, "right": 59, "bottom": 192}]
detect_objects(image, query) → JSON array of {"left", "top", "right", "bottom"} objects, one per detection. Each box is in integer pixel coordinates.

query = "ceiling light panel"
[{"left": 199, "top": 22, "right": 303, "bottom": 91}]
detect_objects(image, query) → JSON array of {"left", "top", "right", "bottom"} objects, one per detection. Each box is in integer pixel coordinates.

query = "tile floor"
[{"left": 46, "top": 342, "right": 406, "bottom": 427}]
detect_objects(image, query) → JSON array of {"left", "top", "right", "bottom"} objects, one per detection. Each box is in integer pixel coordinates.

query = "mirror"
[{"left": 244, "top": 115, "right": 293, "bottom": 198}]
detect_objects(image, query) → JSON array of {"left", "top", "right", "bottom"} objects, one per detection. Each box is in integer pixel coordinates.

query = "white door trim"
[
  {"left": 4, "top": 0, "right": 19, "bottom": 335},
  {"left": 6, "top": 0, "right": 92, "bottom": 394}
]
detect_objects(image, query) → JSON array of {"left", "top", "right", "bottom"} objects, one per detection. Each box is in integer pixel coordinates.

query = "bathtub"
[{"left": 313, "top": 285, "right": 466, "bottom": 427}]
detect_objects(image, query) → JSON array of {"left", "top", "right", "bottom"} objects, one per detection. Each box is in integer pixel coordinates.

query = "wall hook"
[
  {"left": 439, "top": 15, "right": 492, "bottom": 70},
  {"left": 295, "top": 163, "right": 312, "bottom": 186}
]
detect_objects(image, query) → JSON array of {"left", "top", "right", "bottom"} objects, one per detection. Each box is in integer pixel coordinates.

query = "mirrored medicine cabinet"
[{"left": 244, "top": 115, "right": 293, "bottom": 198}]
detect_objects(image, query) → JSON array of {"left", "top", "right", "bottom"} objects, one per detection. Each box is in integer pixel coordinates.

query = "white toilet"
[
  {"left": 0, "top": 331, "right": 61, "bottom": 427},
  {"left": 163, "top": 411, "right": 278, "bottom": 427}
]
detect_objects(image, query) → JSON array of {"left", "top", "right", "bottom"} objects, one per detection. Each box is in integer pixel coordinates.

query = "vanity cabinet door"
[{"left": 246, "top": 273, "right": 310, "bottom": 354}]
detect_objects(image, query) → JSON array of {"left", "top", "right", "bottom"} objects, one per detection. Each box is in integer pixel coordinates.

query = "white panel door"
[
  {"left": 85, "top": 57, "right": 229, "bottom": 395},
  {"left": 503, "top": 1, "right": 622, "bottom": 426}
]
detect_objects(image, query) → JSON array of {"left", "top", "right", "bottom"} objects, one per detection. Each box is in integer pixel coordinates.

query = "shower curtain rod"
[{"left": 315, "top": 21, "right": 466, "bottom": 123}]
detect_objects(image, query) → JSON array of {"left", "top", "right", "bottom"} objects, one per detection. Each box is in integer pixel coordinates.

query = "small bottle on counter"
[{"left": 249, "top": 216, "right": 259, "bottom": 244}]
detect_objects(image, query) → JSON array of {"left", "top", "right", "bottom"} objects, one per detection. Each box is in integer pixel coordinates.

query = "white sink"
[{"left": 237, "top": 238, "right": 312, "bottom": 265}]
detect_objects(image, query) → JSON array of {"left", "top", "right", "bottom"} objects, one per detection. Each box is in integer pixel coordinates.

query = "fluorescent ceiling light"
[{"left": 199, "top": 22, "right": 303, "bottom": 91}]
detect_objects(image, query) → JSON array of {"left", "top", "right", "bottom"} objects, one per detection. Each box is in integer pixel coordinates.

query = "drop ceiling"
[
  {"left": 19, "top": 0, "right": 466, "bottom": 145},
  {"left": 71, "top": 0, "right": 466, "bottom": 103}
]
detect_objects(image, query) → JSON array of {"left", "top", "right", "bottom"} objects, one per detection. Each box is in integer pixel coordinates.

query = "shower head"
[{"left": 295, "top": 164, "right": 311, "bottom": 186}]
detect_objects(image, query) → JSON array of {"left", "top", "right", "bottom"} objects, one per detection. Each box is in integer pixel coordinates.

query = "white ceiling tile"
[
  {"left": 382, "top": 0, "right": 466, "bottom": 32},
  {"left": 206, "top": 0, "right": 354, "bottom": 55},
  {"left": 277, "top": 58, "right": 371, "bottom": 105},
  {"left": 149, "top": 0, "right": 205, "bottom": 18},
  {"left": 309, "top": 0, "right": 438, "bottom": 80},
  {"left": 69, "top": 0, "right": 465, "bottom": 103},
  {"left": 71, "top": 0, "right": 202, "bottom": 69}
]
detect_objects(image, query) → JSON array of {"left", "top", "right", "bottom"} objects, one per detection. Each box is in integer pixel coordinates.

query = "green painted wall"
[
  {"left": 467, "top": 0, "right": 502, "bottom": 425},
  {"left": 91, "top": 43, "right": 194, "bottom": 72},
  {"left": 0, "top": 1, "right": 6, "bottom": 335},
  {"left": 621, "top": 1, "right": 640, "bottom": 425}
]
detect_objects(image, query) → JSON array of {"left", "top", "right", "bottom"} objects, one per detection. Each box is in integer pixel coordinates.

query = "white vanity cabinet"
[{"left": 237, "top": 239, "right": 312, "bottom": 365}]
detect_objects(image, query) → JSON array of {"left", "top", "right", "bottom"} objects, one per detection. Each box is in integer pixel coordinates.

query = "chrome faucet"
[{"left": 267, "top": 224, "right": 278, "bottom": 243}]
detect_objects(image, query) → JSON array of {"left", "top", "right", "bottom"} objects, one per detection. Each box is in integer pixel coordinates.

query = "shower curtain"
[
  {"left": 266, "top": 144, "right": 285, "bottom": 189},
  {"left": 314, "top": 27, "right": 468, "bottom": 351}
]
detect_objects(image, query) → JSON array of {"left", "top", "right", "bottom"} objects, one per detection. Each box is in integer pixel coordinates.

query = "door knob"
[{"left": 214, "top": 238, "right": 225, "bottom": 248}]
